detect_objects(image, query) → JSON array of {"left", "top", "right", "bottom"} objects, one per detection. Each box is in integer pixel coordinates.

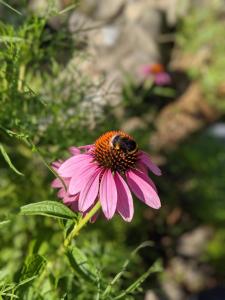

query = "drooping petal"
[
  {"left": 136, "top": 162, "right": 148, "bottom": 174},
  {"left": 51, "top": 178, "right": 62, "bottom": 188},
  {"left": 100, "top": 169, "right": 117, "bottom": 219},
  {"left": 114, "top": 172, "right": 134, "bottom": 222},
  {"left": 134, "top": 168, "right": 157, "bottom": 192},
  {"left": 69, "top": 198, "right": 79, "bottom": 212},
  {"left": 69, "top": 147, "right": 81, "bottom": 156},
  {"left": 63, "top": 193, "right": 79, "bottom": 204},
  {"left": 90, "top": 212, "right": 99, "bottom": 223},
  {"left": 82, "top": 201, "right": 99, "bottom": 223},
  {"left": 52, "top": 160, "right": 63, "bottom": 171},
  {"left": 69, "top": 163, "right": 99, "bottom": 195},
  {"left": 57, "top": 188, "right": 67, "bottom": 199},
  {"left": 51, "top": 176, "right": 70, "bottom": 189},
  {"left": 58, "top": 154, "right": 93, "bottom": 177},
  {"left": 79, "top": 170, "right": 101, "bottom": 211},
  {"left": 139, "top": 151, "right": 162, "bottom": 176},
  {"left": 78, "top": 144, "right": 94, "bottom": 151},
  {"left": 126, "top": 169, "right": 161, "bottom": 209}
]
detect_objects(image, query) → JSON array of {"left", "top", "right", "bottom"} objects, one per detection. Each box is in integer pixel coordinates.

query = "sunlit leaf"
[
  {"left": 0, "top": 220, "right": 10, "bottom": 229},
  {"left": 20, "top": 201, "right": 78, "bottom": 220}
]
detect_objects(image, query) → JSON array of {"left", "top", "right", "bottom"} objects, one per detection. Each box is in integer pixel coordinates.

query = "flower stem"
[{"left": 64, "top": 201, "right": 101, "bottom": 247}]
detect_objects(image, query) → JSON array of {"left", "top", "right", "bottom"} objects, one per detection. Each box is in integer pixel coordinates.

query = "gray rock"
[
  {"left": 145, "top": 290, "right": 161, "bottom": 300},
  {"left": 207, "top": 123, "right": 225, "bottom": 140},
  {"left": 177, "top": 226, "right": 213, "bottom": 258},
  {"left": 167, "top": 257, "right": 207, "bottom": 292},
  {"left": 68, "top": 0, "right": 163, "bottom": 103}
]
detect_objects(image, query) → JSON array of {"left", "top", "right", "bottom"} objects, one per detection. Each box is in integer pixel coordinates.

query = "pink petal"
[
  {"left": 52, "top": 177, "right": 70, "bottom": 189},
  {"left": 90, "top": 212, "right": 99, "bottom": 223},
  {"left": 57, "top": 188, "right": 66, "bottom": 199},
  {"left": 52, "top": 160, "right": 63, "bottom": 171},
  {"left": 154, "top": 72, "right": 171, "bottom": 85},
  {"left": 69, "top": 147, "right": 81, "bottom": 156},
  {"left": 114, "top": 172, "right": 134, "bottom": 222},
  {"left": 139, "top": 65, "right": 151, "bottom": 77},
  {"left": 126, "top": 169, "right": 161, "bottom": 209},
  {"left": 78, "top": 144, "right": 94, "bottom": 151},
  {"left": 52, "top": 177, "right": 68, "bottom": 187},
  {"left": 69, "top": 163, "right": 99, "bottom": 195},
  {"left": 64, "top": 194, "right": 79, "bottom": 204},
  {"left": 51, "top": 178, "right": 62, "bottom": 188},
  {"left": 82, "top": 202, "right": 99, "bottom": 223},
  {"left": 69, "top": 198, "right": 79, "bottom": 212},
  {"left": 135, "top": 169, "right": 157, "bottom": 192},
  {"left": 79, "top": 170, "right": 101, "bottom": 211},
  {"left": 139, "top": 152, "right": 162, "bottom": 176},
  {"left": 58, "top": 154, "right": 93, "bottom": 177},
  {"left": 100, "top": 169, "right": 117, "bottom": 219},
  {"left": 136, "top": 162, "right": 148, "bottom": 174}
]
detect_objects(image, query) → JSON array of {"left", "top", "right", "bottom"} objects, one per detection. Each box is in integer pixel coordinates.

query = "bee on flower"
[{"left": 52, "top": 131, "right": 161, "bottom": 222}]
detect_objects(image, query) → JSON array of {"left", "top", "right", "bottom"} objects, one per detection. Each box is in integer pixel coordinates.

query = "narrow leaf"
[
  {"left": 20, "top": 201, "right": 78, "bottom": 220},
  {"left": 0, "top": 220, "right": 10, "bottom": 229},
  {"left": 0, "top": 144, "right": 24, "bottom": 176},
  {"left": 103, "top": 241, "right": 153, "bottom": 296},
  {"left": 0, "top": 36, "right": 25, "bottom": 43},
  {"left": 0, "top": 0, "right": 22, "bottom": 15},
  {"left": 67, "top": 247, "right": 97, "bottom": 282},
  {"left": 19, "top": 255, "right": 46, "bottom": 281},
  {"left": 114, "top": 260, "right": 162, "bottom": 299},
  {"left": 15, "top": 255, "right": 46, "bottom": 296},
  {"left": 15, "top": 276, "right": 37, "bottom": 289}
]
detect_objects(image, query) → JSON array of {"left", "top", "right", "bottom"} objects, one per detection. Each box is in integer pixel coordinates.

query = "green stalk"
[
  {"left": 18, "top": 64, "right": 25, "bottom": 92},
  {"left": 64, "top": 201, "right": 101, "bottom": 247}
]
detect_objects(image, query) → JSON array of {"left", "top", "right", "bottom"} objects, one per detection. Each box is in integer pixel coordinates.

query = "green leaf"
[
  {"left": 0, "top": 0, "right": 22, "bottom": 15},
  {"left": 20, "top": 201, "right": 78, "bottom": 220},
  {"left": 103, "top": 241, "right": 153, "bottom": 297},
  {"left": 19, "top": 254, "right": 46, "bottom": 281},
  {"left": 0, "top": 36, "right": 25, "bottom": 43},
  {"left": 114, "top": 260, "right": 162, "bottom": 299},
  {"left": 15, "top": 255, "right": 46, "bottom": 296},
  {"left": 67, "top": 247, "right": 97, "bottom": 282},
  {"left": 0, "top": 220, "right": 10, "bottom": 229},
  {"left": 0, "top": 144, "right": 24, "bottom": 176}
]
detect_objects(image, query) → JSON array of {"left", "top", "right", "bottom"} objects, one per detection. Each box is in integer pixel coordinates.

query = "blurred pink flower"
[
  {"left": 140, "top": 63, "right": 171, "bottom": 86},
  {"left": 52, "top": 131, "right": 161, "bottom": 222}
]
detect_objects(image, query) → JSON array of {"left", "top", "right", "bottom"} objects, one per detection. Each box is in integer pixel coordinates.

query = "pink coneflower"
[
  {"left": 52, "top": 131, "right": 161, "bottom": 222},
  {"left": 140, "top": 63, "right": 171, "bottom": 86}
]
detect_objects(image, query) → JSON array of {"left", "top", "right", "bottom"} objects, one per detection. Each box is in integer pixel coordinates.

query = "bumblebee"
[
  {"left": 94, "top": 131, "right": 138, "bottom": 172},
  {"left": 110, "top": 134, "right": 138, "bottom": 154}
]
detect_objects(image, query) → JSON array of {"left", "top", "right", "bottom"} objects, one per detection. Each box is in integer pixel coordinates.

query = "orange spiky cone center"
[{"left": 93, "top": 131, "right": 138, "bottom": 173}]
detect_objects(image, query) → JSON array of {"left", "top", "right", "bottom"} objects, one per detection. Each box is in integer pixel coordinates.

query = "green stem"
[
  {"left": 64, "top": 201, "right": 101, "bottom": 247},
  {"left": 18, "top": 64, "right": 25, "bottom": 92}
]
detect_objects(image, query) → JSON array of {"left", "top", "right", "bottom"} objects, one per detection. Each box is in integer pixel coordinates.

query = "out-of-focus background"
[{"left": 1, "top": 0, "right": 225, "bottom": 299}]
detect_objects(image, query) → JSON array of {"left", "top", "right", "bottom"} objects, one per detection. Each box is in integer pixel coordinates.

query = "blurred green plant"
[{"left": 177, "top": 0, "right": 225, "bottom": 111}]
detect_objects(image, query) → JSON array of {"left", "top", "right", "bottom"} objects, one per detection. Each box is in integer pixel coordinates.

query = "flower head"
[
  {"left": 52, "top": 131, "right": 161, "bottom": 221},
  {"left": 140, "top": 63, "right": 171, "bottom": 86}
]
